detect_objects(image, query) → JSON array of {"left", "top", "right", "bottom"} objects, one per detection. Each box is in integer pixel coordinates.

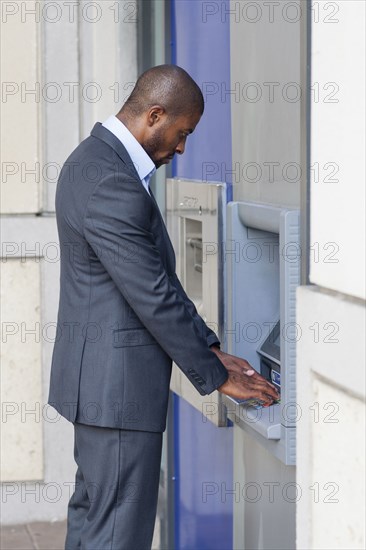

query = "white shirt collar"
[{"left": 102, "top": 115, "right": 156, "bottom": 185}]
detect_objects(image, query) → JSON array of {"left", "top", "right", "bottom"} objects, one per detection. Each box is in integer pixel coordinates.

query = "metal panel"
[
  {"left": 166, "top": 178, "right": 226, "bottom": 426},
  {"left": 223, "top": 202, "right": 300, "bottom": 465},
  {"left": 229, "top": 0, "right": 301, "bottom": 207},
  {"left": 233, "top": 425, "right": 296, "bottom": 550}
]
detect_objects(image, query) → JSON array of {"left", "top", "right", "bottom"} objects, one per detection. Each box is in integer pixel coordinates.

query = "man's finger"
[
  {"left": 251, "top": 380, "right": 279, "bottom": 399},
  {"left": 251, "top": 371, "right": 279, "bottom": 394}
]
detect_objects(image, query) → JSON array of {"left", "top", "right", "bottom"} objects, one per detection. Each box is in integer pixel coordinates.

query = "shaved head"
[
  {"left": 120, "top": 64, "right": 204, "bottom": 119},
  {"left": 116, "top": 65, "right": 204, "bottom": 168}
]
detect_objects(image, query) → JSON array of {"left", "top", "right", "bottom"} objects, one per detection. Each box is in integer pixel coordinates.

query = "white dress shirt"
[{"left": 102, "top": 115, "right": 156, "bottom": 195}]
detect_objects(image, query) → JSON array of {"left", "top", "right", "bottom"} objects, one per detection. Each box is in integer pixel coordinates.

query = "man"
[{"left": 48, "top": 64, "right": 279, "bottom": 549}]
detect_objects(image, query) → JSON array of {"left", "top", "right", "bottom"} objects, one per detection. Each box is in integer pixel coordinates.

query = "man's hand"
[{"left": 210, "top": 346, "right": 279, "bottom": 406}]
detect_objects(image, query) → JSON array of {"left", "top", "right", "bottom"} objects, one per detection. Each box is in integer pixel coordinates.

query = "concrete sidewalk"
[{"left": 0, "top": 520, "right": 67, "bottom": 549}]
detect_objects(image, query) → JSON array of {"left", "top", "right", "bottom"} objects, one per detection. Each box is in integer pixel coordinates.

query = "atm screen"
[
  {"left": 273, "top": 331, "right": 281, "bottom": 348},
  {"left": 258, "top": 320, "right": 281, "bottom": 363}
]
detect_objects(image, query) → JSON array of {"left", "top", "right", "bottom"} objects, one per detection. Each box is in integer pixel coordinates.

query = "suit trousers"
[{"left": 65, "top": 422, "right": 163, "bottom": 550}]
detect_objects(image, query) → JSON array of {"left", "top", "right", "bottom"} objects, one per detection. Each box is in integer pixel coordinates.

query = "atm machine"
[
  {"left": 166, "top": 178, "right": 234, "bottom": 550},
  {"left": 166, "top": 183, "right": 300, "bottom": 550},
  {"left": 166, "top": 177, "right": 227, "bottom": 425},
  {"left": 222, "top": 202, "right": 300, "bottom": 549},
  {"left": 162, "top": 0, "right": 301, "bottom": 547}
]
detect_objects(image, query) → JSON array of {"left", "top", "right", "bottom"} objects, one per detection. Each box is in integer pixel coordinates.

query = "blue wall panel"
[
  {"left": 171, "top": 0, "right": 233, "bottom": 200},
  {"left": 173, "top": 396, "right": 233, "bottom": 550},
  {"left": 171, "top": 1, "right": 233, "bottom": 548}
]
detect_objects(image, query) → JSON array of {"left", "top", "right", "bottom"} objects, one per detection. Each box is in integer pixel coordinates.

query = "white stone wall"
[
  {"left": 1, "top": 0, "right": 137, "bottom": 524},
  {"left": 296, "top": 2, "right": 365, "bottom": 549}
]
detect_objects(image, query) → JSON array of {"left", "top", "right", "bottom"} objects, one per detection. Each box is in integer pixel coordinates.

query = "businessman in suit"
[{"left": 48, "top": 64, "right": 278, "bottom": 549}]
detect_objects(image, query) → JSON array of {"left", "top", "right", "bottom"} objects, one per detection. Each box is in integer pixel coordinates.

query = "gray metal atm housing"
[
  {"left": 222, "top": 202, "right": 300, "bottom": 465},
  {"left": 166, "top": 177, "right": 227, "bottom": 426}
]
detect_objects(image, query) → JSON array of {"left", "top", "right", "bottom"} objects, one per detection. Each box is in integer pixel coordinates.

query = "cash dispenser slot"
[
  {"left": 183, "top": 221, "right": 203, "bottom": 307},
  {"left": 186, "top": 236, "right": 203, "bottom": 273}
]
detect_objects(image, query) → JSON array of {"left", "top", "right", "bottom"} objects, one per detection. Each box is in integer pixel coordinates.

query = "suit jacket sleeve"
[
  {"left": 83, "top": 173, "right": 228, "bottom": 395},
  {"left": 169, "top": 272, "right": 221, "bottom": 349}
]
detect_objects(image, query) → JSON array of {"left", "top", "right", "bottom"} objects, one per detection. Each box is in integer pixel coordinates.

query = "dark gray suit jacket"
[{"left": 48, "top": 122, "right": 228, "bottom": 432}]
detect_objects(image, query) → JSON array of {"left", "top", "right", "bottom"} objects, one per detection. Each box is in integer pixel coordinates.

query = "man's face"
[{"left": 142, "top": 110, "right": 202, "bottom": 168}]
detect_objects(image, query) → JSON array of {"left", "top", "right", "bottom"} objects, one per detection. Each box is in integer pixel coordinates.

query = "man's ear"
[{"left": 147, "top": 105, "right": 165, "bottom": 127}]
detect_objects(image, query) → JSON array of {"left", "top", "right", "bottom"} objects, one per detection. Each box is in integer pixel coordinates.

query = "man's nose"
[{"left": 175, "top": 138, "right": 186, "bottom": 155}]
